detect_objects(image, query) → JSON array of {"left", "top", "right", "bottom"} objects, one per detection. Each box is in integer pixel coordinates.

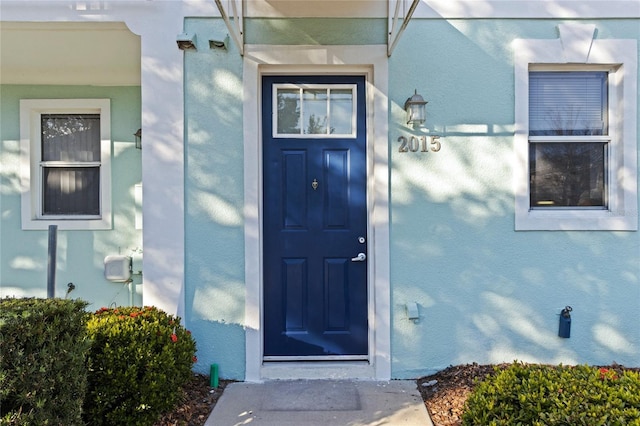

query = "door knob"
[{"left": 351, "top": 253, "right": 366, "bottom": 262}]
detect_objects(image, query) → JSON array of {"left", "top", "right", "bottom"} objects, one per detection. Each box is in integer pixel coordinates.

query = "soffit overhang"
[
  {"left": 0, "top": 21, "right": 141, "bottom": 86},
  {"left": 214, "top": 0, "right": 420, "bottom": 56}
]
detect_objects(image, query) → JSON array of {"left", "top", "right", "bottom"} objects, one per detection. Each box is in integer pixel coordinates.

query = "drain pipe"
[
  {"left": 129, "top": 280, "right": 134, "bottom": 307},
  {"left": 47, "top": 225, "right": 57, "bottom": 298}
]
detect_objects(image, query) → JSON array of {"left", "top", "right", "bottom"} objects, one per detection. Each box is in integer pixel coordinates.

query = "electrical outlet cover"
[{"left": 406, "top": 302, "right": 420, "bottom": 320}]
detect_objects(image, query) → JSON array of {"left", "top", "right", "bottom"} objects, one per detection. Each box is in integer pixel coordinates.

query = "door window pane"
[
  {"left": 329, "top": 89, "right": 354, "bottom": 135},
  {"left": 276, "top": 89, "right": 301, "bottom": 134},
  {"left": 530, "top": 142, "right": 606, "bottom": 207},
  {"left": 302, "top": 89, "right": 329, "bottom": 134},
  {"left": 274, "top": 85, "right": 356, "bottom": 137},
  {"left": 303, "top": 89, "right": 328, "bottom": 134}
]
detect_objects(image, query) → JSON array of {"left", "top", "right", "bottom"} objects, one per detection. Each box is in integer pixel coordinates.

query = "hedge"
[
  {"left": 84, "top": 306, "right": 197, "bottom": 426},
  {"left": 0, "top": 297, "right": 90, "bottom": 425},
  {"left": 462, "top": 362, "right": 640, "bottom": 425}
]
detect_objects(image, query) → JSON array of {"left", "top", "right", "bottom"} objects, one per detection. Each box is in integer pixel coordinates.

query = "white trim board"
[
  {"left": 233, "top": 0, "right": 638, "bottom": 18},
  {"left": 415, "top": 1, "right": 639, "bottom": 19},
  {"left": 243, "top": 44, "right": 390, "bottom": 381}
]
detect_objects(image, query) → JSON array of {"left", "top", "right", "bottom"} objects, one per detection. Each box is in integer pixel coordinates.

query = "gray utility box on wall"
[{"left": 104, "top": 255, "right": 132, "bottom": 282}]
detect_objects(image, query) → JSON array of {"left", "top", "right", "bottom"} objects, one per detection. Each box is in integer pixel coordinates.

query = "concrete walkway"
[{"left": 205, "top": 379, "right": 433, "bottom": 426}]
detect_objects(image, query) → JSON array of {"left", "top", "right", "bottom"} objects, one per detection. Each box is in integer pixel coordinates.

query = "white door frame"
[{"left": 243, "top": 45, "right": 390, "bottom": 381}]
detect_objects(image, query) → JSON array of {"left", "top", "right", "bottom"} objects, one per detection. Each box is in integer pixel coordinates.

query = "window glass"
[
  {"left": 329, "top": 89, "right": 354, "bottom": 135},
  {"left": 529, "top": 71, "right": 608, "bottom": 209},
  {"left": 274, "top": 85, "right": 356, "bottom": 137},
  {"left": 41, "top": 114, "right": 100, "bottom": 161},
  {"left": 40, "top": 113, "right": 101, "bottom": 216},
  {"left": 529, "top": 72, "right": 608, "bottom": 136},
  {"left": 530, "top": 142, "right": 606, "bottom": 208},
  {"left": 276, "top": 89, "right": 301, "bottom": 134},
  {"left": 302, "top": 89, "right": 328, "bottom": 134},
  {"left": 43, "top": 167, "right": 100, "bottom": 215}
]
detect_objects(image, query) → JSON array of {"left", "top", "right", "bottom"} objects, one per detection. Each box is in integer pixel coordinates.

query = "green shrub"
[
  {"left": 84, "top": 306, "right": 197, "bottom": 426},
  {"left": 462, "top": 362, "right": 640, "bottom": 426},
  {"left": 0, "top": 297, "right": 90, "bottom": 426}
]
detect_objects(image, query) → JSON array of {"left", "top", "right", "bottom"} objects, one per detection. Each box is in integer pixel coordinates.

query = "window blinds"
[{"left": 529, "top": 71, "right": 607, "bottom": 136}]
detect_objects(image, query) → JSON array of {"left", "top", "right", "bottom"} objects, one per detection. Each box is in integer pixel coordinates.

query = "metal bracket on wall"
[
  {"left": 388, "top": 0, "right": 420, "bottom": 56},
  {"left": 214, "top": 0, "right": 244, "bottom": 56}
]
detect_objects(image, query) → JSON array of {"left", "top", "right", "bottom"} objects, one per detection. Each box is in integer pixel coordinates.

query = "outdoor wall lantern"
[
  {"left": 404, "top": 89, "right": 427, "bottom": 126},
  {"left": 134, "top": 128, "right": 142, "bottom": 150},
  {"left": 176, "top": 32, "right": 197, "bottom": 50}
]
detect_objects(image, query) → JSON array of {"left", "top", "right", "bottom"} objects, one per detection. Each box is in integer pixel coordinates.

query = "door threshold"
[{"left": 261, "top": 360, "right": 375, "bottom": 381}]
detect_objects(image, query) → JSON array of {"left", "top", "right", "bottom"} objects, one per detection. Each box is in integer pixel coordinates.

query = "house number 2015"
[{"left": 397, "top": 135, "right": 441, "bottom": 153}]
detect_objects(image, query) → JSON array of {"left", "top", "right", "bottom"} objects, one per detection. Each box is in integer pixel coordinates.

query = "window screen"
[{"left": 40, "top": 114, "right": 101, "bottom": 216}]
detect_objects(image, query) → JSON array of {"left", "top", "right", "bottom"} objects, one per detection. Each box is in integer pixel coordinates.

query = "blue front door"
[{"left": 263, "top": 75, "right": 368, "bottom": 357}]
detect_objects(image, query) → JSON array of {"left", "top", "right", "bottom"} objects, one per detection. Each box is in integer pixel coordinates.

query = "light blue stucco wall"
[
  {"left": 389, "top": 19, "right": 640, "bottom": 378},
  {"left": 244, "top": 18, "right": 387, "bottom": 45},
  {"left": 0, "top": 85, "right": 143, "bottom": 310},
  {"left": 183, "top": 17, "right": 639, "bottom": 380},
  {"left": 183, "top": 19, "right": 246, "bottom": 379}
]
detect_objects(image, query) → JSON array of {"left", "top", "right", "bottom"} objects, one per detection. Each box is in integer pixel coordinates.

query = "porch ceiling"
[{"left": 0, "top": 22, "right": 140, "bottom": 86}]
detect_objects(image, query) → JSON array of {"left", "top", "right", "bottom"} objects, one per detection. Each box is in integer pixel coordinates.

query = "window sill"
[
  {"left": 515, "top": 209, "right": 638, "bottom": 231},
  {"left": 21, "top": 217, "right": 112, "bottom": 231}
]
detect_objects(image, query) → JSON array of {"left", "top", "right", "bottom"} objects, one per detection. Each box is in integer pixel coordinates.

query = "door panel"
[
  {"left": 323, "top": 149, "right": 349, "bottom": 228},
  {"left": 263, "top": 75, "right": 368, "bottom": 357},
  {"left": 324, "top": 258, "right": 350, "bottom": 331},
  {"left": 282, "top": 151, "right": 307, "bottom": 229}
]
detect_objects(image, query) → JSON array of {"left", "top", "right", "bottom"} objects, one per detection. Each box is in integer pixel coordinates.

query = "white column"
[{"left": 126, "top": 3, "right": 187, "bottom": 318}]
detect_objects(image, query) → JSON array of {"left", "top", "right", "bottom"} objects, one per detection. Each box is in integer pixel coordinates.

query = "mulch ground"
[
  {"left": 417, "top": 363, "right": 505, "bottom": 426},
  {"left": 154, "top": 374, "right": 233, "bottom": 426},
  {"left": 156, "top": 363, "right": 639, "bottom": 426}
]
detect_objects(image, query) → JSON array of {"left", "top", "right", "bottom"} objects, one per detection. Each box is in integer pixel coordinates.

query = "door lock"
[{"left": 351, "top": 253, "right": 366, "bottom": 262}]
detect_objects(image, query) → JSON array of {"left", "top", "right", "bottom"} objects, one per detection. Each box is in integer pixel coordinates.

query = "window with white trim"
[
  {"left": 20, "top": 99, "right": 112, "bottom": 230},
  {"left": 514, "top": 32, "right": 637, "bottom": 231}
]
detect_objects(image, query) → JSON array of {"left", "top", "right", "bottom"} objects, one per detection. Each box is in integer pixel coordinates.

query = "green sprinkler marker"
[{"left": 210, "top": 363, "right": 219, "bottom": 388}]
